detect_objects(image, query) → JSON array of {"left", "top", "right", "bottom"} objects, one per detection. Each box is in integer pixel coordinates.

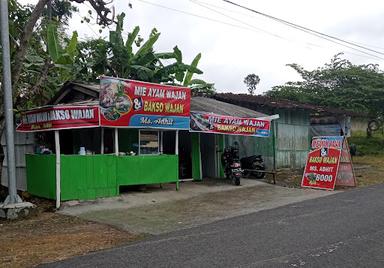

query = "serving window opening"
[{"left": 139, "top": 130, "right": 160, "bottom": 155}]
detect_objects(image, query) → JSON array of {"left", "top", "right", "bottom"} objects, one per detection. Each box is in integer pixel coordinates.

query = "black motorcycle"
[
  {"left": 221, "top": 146, "right": 242, "bottom": 186},
  {"left": 240, "top": 155, "right": 265, "bottom": 179}
]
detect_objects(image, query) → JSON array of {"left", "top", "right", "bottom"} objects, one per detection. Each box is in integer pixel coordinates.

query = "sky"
[{"left": 24, "top": 0, "right": 384, "bottom": 94}]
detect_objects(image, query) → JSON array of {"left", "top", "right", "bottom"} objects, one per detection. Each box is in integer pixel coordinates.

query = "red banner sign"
[
  {"left": 302, "top": 136, "right": 356, "bottom": 190},
  {"left": 16, "top": 106, "right": 100, "bottom": 132},
  {"left": 190, "top": 111, "right": 271, "bottom": 137},
  {"left": 301, "top": 147, "right": 341, "bottom": 190},
  {"left": 99, "top": 77, "right": 191, "bottom": 129}
]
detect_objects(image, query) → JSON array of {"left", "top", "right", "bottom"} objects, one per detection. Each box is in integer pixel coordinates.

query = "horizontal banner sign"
[
  {"left": 16, "top": 106, "right": 100, "bottom": 132},
  {"left": 99, "top": 77, "right": 191, "bottom": 129},
  {"left": 190, "top": 111, "right": 271, "bottom": 137}
]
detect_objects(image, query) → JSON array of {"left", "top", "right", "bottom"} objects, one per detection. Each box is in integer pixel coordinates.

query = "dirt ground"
[
  {"left": 0, "top": 195, "right": 142, "bottom": 268},
  {"left": 271, "top": 155, "right": 384, "bottom": 188},
  {"left": 351, "top": 155, "right": 384, "bottom": 186}
]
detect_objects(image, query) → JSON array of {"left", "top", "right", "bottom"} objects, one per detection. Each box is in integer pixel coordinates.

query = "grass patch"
[
  {"left": 352, "top": 155, "right": 384, "bottom": 187},
  {"left": 349, "top": 131, "right": 384, "bottom": 155}
]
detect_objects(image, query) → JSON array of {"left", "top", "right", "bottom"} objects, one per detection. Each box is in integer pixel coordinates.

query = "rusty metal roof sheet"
[
  {"left": 214, "top": 93, "right": 359, "bottom": 116},
  {"left": 191, "top": 96, "right": 267, "bottom": 117}
]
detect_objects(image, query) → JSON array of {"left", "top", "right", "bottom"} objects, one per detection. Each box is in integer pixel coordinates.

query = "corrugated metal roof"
[
  {"left": 214, "top": 93, "right": 362, "bottom": 116},
  {"left": 71, "top": 82, "right": 100, "bottom": 92},
  {"left": 191, "top": 96, "right": 268, "bottom": 117}
]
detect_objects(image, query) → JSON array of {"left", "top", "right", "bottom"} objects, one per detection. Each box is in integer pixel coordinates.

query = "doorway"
[
  {"left": 162, "top": 130, "right": 192, "bottom": 180},
  {"left": 200, "top": 133, "right": 217, "bottom": 178},
  {"left": 177, "top": 130, "right": 192, "bottom": 179}
]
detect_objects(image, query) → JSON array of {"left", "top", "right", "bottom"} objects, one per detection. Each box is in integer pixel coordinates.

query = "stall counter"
[{"left": 26, "top": 154, "right": 179, "bottom": 201}]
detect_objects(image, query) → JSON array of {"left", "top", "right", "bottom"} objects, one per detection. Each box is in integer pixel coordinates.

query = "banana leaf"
[
  {"left": 183, "top": 53, "right": 201, "bottom": 86},
  {"left": 155, "top": 52, "right": 175, "bottom": 60},
  {"left": 126, "top": 26, "right": 140, "bottom": 55},
  {"left": 66, "top": 31, "right": 78, "bottom": 59},
  {"left": 47, "top": 23, "right": 59, "bottom": 62},
  {"left": 134, "top": 30, "right": 160, "bottom": 59},
  {"left": 173, "top": 46, "right": 182, "bottom": 63}
]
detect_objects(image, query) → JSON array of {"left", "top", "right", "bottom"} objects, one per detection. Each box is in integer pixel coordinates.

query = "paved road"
[{"left": 44, "top": 184, "right": 384, "bottom": 267}]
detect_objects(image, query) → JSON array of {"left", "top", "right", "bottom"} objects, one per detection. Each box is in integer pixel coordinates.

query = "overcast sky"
[{"left": 25, "top": 0, "right": 384, "bottom": 94}]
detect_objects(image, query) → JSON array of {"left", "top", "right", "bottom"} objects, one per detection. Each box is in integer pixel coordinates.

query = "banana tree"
[{"left": 74, "top": 12, "right": 215, "bottom": 95}]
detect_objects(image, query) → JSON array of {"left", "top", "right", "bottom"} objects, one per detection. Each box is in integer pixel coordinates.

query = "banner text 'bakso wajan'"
[
  {"left": 99, "top": 77, "right": 191, "bottom": 129},
  {"left": 16, "top": 106, "right": 100, "bottom": 132},
  {"left": 190, "top": 111, "right": 271, "bottom": 137}
]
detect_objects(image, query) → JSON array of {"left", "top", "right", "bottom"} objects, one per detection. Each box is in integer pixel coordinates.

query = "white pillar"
[
  {"left": 114, "top": 128, "right": 119, "bottom": 156},
  {"left": 175, "top": 130, "right": 179, "bottom": 155},
  {"left": 100, "top": 128, "right": 104, "bottom": 154},
  {"left": 54, "top": 130, "right": 61, "bottom": 209},
  {"left": 160, "top": 131, "right": 163, "bottom": 154}
]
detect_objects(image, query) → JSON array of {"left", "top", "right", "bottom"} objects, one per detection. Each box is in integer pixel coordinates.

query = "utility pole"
[{"left": 1, "top": 0, "right": 22, "bottom": 205}]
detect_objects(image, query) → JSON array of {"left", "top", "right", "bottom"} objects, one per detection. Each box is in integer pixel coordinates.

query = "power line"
[
  {"left": 74, "top": 12, "right": 100, "bottom": 37},
  {"left": 193, "top": 0, "right": 384, "bottom": 61},
  {"left": 135, "top": 0, "right": 260, "bottom": 33},
  {"left": 222, "top": 0, "right": 384, "bottom": 59},
  {"left": 190, "top": 0, "right": 284, "bottom": 39},
  {"left": 138, "top": 0, "right": 328, "bottom": 52},
  {"left": 191, "top": 0, "right": 330, "bottom": 53},
  {"left": 136, "top": 0, "right": 384, "bottom": 61}
]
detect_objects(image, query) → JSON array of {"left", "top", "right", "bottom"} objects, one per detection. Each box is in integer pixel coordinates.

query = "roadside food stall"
[
  {"left": 18, "top": 77, "right": 278, "bottom": 208},
  {"left": 19, "top": 77, "right": 190, "bottom": 208}
]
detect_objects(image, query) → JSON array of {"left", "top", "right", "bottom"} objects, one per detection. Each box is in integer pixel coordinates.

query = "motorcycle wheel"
[
  {"left": 368, "top": 119, "right": 380, "bottom": 131},
  {"left": 251, "top": 162, "right": 265, "bottom": 179},
  {"left": 252, "top": 169, "right": 265, "bottom": 179},
  {"left": 234, "top": 177, "right": 241, "bottom": 186}
]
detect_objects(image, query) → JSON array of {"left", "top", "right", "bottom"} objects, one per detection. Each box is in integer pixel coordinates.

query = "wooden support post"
[
  {"left": 272, "top": 120, "right": 277, "bottom": 184},
  {"left": 160, "top": 131, "right": 163, "bottom": 154},
  {"left": 54, "top": 130, "right": 61, "bottom": 209},
  {"left": 175, "top": 130, "right": 179, "bottom": 155},
  {"left": 100, "top": 128, "right": 104, "bottom": 154},
  {"left": 114, "top": 128, "right": 119, "bottom": 156},
  {"left": 175, "top": 130, "right": 179, "bottom": 190}
]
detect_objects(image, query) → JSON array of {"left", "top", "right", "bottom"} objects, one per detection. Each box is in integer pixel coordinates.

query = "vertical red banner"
[
  {"left": 301, "top": 147, "right": 341, "bottom": 190},
  {"left": 302, "top": 136, "right": 356, "bottom": 190}
]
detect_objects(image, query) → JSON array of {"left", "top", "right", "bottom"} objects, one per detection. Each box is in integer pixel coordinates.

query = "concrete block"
[{"left": 0, "top": 202, "right": 36, "bottom": 220}]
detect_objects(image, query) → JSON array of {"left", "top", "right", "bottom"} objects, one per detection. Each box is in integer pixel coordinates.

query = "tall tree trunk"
[{"left": 11, "top": 0, "right": 50, "bottom": 89}]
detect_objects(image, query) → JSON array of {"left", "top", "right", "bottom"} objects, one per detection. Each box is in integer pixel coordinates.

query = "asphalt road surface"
[{"left": 43, "top": 184, "right": 384, "bottom": 268}]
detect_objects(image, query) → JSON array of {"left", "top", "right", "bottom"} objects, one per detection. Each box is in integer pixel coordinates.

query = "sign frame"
[
  {"left": 99, "top": 77, "right": 191, "bottom": 130},
  {"left": 189, "top": 111, "right": 271, "bottom": 137},
  {"left": 16, "top": 105, "right": 100, "bottom": 132},
  {"left": 301, "top": 136, "right": 356, "bottom": 190}
]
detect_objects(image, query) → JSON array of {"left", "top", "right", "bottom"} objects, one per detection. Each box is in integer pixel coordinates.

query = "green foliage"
[
  {"left": 266, "top": 53, "right": 384, "bottom": 116},
  {"left": 47, "top": 23, "right": 60, "bottom": 61},
  {"left": 244, "top": 74, "right": 260, "bottom": 95},
  {"left": 350, "top": 131, "right": 384, "bottom": 155},
  {"left": 5, "top": 0, "right": 78, "bottom": 109},
  {"left": 183, "top": 53, "right": 201, "bottom": 86},
  {"left": 74, "top": 13, "right": 214, "bottom": 95},
  {"left": 9, "top": 0, "right": 214, "bottom": 110}
]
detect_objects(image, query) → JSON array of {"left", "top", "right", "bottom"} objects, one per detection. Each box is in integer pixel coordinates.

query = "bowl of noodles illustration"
[
  {"left": 102, "top": 107, "right": 121, "bottom": 121},
  {"left": 115, "top": 94, "right": 132, "bottom": 114}
]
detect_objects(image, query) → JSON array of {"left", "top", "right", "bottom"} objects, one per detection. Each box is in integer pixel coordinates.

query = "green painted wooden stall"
[{"left": 26, "top": 154, "right": 179, "bottom": 201}]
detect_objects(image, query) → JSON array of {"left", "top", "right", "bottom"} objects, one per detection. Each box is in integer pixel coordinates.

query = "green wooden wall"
[{"left": 26, "top": 154, "right": 178, "bottom": 201}]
